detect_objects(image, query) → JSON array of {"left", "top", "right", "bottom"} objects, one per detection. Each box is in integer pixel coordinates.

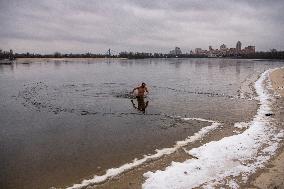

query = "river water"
[{"left": 0, "top": 58, "right": 282, "bottom": 189}]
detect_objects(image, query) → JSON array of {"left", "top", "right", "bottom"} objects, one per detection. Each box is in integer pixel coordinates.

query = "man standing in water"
[
  {"left": 132, "top": 82, "right": 149, "bottom": 97},
  {"left": 131, "top": 82, "right": 149, "bottom": 113}
]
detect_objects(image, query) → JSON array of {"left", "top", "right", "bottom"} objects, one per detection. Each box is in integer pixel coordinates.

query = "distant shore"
[
  {"left": 1, "top": 57, "right": 284, "bottom": 66},
  {"left": 1, "top": 50, "right": 284, "bottom": 62}
]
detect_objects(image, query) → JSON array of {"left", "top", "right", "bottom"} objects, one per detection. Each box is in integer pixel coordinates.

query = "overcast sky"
[{"left": 0, "top": 0, "right": 283, "bottom": 54}]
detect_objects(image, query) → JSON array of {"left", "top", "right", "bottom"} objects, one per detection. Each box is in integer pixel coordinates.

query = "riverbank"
[
  {"left": 68, "top": 67, "right": 284, "bottom": 189},
  {"left": 249, "top": 68, "right": 284, "bottom": 189}
]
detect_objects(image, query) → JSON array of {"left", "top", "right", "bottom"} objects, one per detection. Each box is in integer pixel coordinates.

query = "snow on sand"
[
  {"left": 66, "top": 118, "right": 221, "bottom": 189},
  {"left": 143, "top": 69, "right": 283, "bottom": 189}
]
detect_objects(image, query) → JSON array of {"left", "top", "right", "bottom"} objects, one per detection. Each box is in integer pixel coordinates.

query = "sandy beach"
[
  {"left": 250, "top": 68, "right": 284, "bottom": 189},
  {"left": 270, "top": 68, "right": 284, "bottom": 97}
]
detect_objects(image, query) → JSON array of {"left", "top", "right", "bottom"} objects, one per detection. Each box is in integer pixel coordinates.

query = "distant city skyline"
[
  {"left": 187, "top": 40, "right": 256, "bottom": 57},
  {"left": 0, "top": 0, "right": 284, "bottom": 54}
]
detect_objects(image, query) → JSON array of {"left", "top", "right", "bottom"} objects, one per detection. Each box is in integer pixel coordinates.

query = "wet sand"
[
  {"left": 76, "top": 96, "right": 257, "bottom": 188},
  {"left": 88, "top": 122, "right": 247, "bottom": 189},
  {"left": 249, "top": 68, "right": 284, "bottom": 189}
]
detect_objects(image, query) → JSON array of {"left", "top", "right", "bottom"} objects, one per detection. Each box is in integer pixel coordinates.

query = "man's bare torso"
[{"left": 137, "top": 86, "right": 147, "bottom": 97}]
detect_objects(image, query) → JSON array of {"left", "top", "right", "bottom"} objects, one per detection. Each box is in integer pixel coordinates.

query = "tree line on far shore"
[{"left": 1, "top": 49, "right": 284, "bottom": 60}]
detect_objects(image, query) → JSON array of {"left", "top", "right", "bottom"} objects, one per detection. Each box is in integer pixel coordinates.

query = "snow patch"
[
  {"left": 66, "top": 118, "right": 221, "bottom": 189},
  {"left": 142, "top": 69, "right": 283, "bottom": 189},
  {"left": 234, "top": 122, "right": 250, "bottom": 129}
]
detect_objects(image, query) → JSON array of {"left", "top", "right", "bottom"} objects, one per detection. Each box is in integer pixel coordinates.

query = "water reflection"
[
  {"left": 0, "top": 63, "right": 15, "bottom": 73},
  {"left": 54, "top": 60, "right": 62, "bottom": 66},
  {"left": 169, "top": 59, "right": 182, "bottom": 68},
  {"left": 131, "top": 97, "right": 149, "bottom": 113},
  {"left": 236, "top": 61, "right": 241, "bottom": 75}
]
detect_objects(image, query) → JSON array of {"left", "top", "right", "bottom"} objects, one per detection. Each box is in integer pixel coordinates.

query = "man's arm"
[
  {"left": 145, "top": 87, "right": 149, "bottom": 94},
  {"left": 132, "top": 87, "right": 138, "bottom": 93}
]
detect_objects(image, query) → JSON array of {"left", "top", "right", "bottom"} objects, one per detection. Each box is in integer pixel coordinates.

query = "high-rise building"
[
  {"left": 236, "top": 41, "right": 242, "bottom": 52},
  {"left": 195, "top": 48, "right": 202, "bottom": 54},
  {"left": 220, "top": 44, "right": 227, "bottom": 51},
  {"left": 243, "top": 46, "right": 255, "bottom": 54},
  {"left": 209, "top": 46, "right": 213, "bottom": 51},
  {"left": 175, "top": 47, "right": 182, "bottom": 55},
  {"left": 170, "top": 47, "right": 182, "bottom": 55},
  {"left": 247, "top": 46, "right": 255, "bottom": 53}
]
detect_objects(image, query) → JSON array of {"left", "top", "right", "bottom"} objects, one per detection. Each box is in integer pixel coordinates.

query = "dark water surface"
[{"left": 0, "top": 58, "right": 282, "bottom": 189}]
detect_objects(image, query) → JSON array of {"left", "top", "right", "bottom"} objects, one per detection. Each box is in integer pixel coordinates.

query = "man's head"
[{"left": 141, "top": 82, "right": 146, "bottom": 87}]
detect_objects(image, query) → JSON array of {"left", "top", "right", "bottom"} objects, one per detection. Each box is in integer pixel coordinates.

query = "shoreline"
[
  {"left": 63, "top": 69, "right": 284, "bottom": 188},
  {"left": 249, "top": 67, "right": 284, "bottom": 189},
  {"left": 141, "top": 68, "right": 283, "bottom": 189},
  {"left": 75, "top": 67, "right": 283, "bottom": 189}
]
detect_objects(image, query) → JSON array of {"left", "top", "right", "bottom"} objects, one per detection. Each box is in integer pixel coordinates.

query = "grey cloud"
[{"left": 0, "top": 0, "right": 283, "bottom": 53}]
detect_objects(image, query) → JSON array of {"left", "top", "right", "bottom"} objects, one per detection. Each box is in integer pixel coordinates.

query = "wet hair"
[{"left": 142, "top": 82, "right": 146, "bottom": 86}]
